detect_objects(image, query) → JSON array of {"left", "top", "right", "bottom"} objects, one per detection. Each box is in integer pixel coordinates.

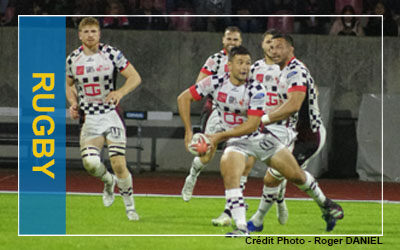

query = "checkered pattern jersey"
[
  {"left": 249, "top": 59, "right": 283, "bottom": 114},
  {"left": 189, "top": 74, "right": 266, "bottom": 131},
  {"left": 200, "top": 49, "right": 229, "bottom": 76},
  {"left": 66, "top": 43, "right": 130, "bottom": 115},
  {"left": 279, "top": 57, "right": 322, "bottom": 133}
]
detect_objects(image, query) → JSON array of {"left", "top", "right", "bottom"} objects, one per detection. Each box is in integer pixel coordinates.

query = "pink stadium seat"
[
  {"left": 267, "top": 15, "right": 294, "bottom": 34},
  {"left": 335, "top": 0, "right": 363, "bottom": 14},
  {"left": 169, "top": 11, "right": 194, "bottom": 31}
]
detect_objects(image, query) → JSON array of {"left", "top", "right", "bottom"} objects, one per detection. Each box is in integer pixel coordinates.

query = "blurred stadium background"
[{"left": 0, "top": 3, "right": 400, "bottom": 244}]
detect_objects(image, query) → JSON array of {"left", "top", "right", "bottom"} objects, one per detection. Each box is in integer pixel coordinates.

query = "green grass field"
[{"left": 1, "top": 193, "right": 398, "bottom": 249}]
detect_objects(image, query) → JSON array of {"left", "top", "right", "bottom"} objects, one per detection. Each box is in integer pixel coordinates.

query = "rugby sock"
[
  {"left": 117, "top": 173, "right": 135, "bottom": 210},
  {"left": 90, "top": 161, "right": 113, "bottom": 186},
  {"left": 226, "top": 188, "right": 246, "bottom": 231},
  {"left": 296, "top": 171, "right": 326, "bottom": 207},
  {"left": 276, "top": 179, "right": 287, "bottom": 203},
  {"left": 189, "top": 157, "right": 206, "bottom": 177},
  {"left": 240, "top": 176, "right": 248, "bottom": 192},
  {"left": 250, "top": 185, "right": 280, "bottom": 226}
]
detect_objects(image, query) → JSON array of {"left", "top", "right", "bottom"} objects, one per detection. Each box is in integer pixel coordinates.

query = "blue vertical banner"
[{"left": 19, "top": 17, "right": 66, "bottom": 235}]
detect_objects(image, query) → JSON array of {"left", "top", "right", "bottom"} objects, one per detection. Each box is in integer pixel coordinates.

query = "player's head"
[
  {"left": 271, "top": 33, "right": 294, "bottom": 67},
  {"left": 261, "top": 29, "right": 279, "bottom": 60},
  {"left": 78, "top": 17, "right": 101, "bottom": 49},
  {"left": 222, "top": 26, "right": 242, "bottom": 53},
  {"left": 227, "top": 46, "right": 251, "bottom": 84}
]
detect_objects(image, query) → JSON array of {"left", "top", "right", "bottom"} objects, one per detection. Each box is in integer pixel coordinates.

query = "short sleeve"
[
  {"left": 200, "top": 56, "right": 217, "bottom": 75},
  {"left": 189, "top": 76, "right": 215, "bottom": 101},
  {"left": 287, "top": 68, "right": 307, "bottom": 93},
  {"left": 247, "top": 84, "right": 266, "bottom": 116},
  {"left": 66, "top": 55, "right": 73, "bottom": 78}
]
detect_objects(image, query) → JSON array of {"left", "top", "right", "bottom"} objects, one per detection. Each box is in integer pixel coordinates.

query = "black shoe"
[{"left": 322, "top": 198, "right": 344, "bottom": 232}]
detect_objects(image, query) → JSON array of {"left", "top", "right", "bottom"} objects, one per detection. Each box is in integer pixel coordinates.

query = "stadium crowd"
[{"left": 1, "top": 0, "right": 398, "bottom": 35}]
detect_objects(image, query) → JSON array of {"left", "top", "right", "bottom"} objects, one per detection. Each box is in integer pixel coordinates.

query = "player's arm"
[
  {"left": 262, "top": 91, "right": 305, "bottom": 125},
  {"left": 195, "top": 71, "right": 210, "bottom": 83},
  {"left": 105, "top": 64, "right": 141, "bottom": 105},
  {"left": 66, "top": 76, "right": 79, "bottom": 120},
  {"left": 177, "top": 88, "right": 199, "bottom": 151},
  {"left": 209, "top": 115, "right": 261, "bottom": 146}
]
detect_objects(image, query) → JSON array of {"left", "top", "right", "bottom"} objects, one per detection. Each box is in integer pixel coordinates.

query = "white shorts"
[
  {"left": 204, "top": 109, "right": 224, "bottom": 135},
  {"left": 263, "top": 123, "right": 297, "bottom": 151},
  {"left": 80, "top": 110, "right": 126, "bottom": 146},
  {"left": 224, "top": 132, "right": 286, "bottom": 162},
  {"left": 268, "top": 125, "right": 327, "bottom": 180}
]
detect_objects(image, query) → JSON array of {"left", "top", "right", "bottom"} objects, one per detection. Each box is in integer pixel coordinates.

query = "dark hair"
[
  {"left": 228, "top": 46, "right": 251, "bottom": 61},
  {"left": 224, "top": 26, "right": 242, "bottom": 36},
  {"left": 340, "top": 5, "right": 356, "bottom": 28},
  {"left": 262, "top": 29, "right": 279, "bottom": 40},
  {"left": 272, "top": 33, "right": 294, "bottom": 48}
]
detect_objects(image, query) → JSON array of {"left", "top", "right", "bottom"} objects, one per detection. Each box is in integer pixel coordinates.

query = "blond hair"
[{"left": 78, "top": 17, "right": 100, "bottom": 31}]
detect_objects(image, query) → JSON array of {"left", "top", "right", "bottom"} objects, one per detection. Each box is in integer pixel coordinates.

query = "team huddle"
[{"left": 66, "top": 17, "right": 344, "bottom": 236}]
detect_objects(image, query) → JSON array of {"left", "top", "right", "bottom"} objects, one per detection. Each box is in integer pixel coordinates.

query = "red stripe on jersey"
[
  {"left": 286, "top": 56, "right": 296, "bottom": 66},
  {"left": 247, "top": 109, "right": 264, "bottom": 117},
  {"left": 288, "top": 86, "right": 307, "bottom": 93},
  {"left": 120, "top": 61, "right": 130, "bottom": 72},
  {"left": 189, "top": 85, "right": 202, "bottom": 101},
  {"left": 222, "top": 48, "right": 227, "bottom": 55},
  {"left": 200, "top": 68, "right": 213, "bottom": 76}
]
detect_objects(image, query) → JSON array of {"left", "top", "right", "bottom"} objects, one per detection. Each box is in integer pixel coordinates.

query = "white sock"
[
  {"left": 277, "top": 179, "right": 287, "bottom": 203},
  {"left": 189, "top": 157, "right": 206, "bottom": 177},
  {"left": 226, "top": 188, "right": 246, "bottom": 231},
  {"left": 240, "top": 176, "right": 248, "bottom": 193},
  {"left": 296, "top": 171, "right": 326, "bottom": 207},
  {"left": 117, "top": 173, "right": 135, "bottom": 211},
  {"left": 251, "top": 185, "right": 280, "bottom": 226}
]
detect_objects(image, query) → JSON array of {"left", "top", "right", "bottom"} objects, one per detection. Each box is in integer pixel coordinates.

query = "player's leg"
[
  {"left": 106, "top": 111, "right": 139, "bottom": 221},
  {"left": 247, "top": 171, "right": 285, "bottom": 232},
  {"left": 269, "top": 147, "right": 343, "bottom": 231},
  {"left": 220, "top": 148, "right": 249, "bottom": 236},
  {"left": 212, "top": 155, "right": 255, "bottom": 227},
  {"left": 182, "top": 109, "right": 220, "bottom": 201},
  {"left": 80, "top": 129, "right": 116, "bottom": 207}
]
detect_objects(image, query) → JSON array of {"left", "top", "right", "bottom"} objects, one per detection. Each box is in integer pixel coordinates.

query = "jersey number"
[
  {"left": 224, "top": 112, "right": 244, "bottom": 125},
  {"left": 84, "top": 83, "right": 101, "bottom": 96}
]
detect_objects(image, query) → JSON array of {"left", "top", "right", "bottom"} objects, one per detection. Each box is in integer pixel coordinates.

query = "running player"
[
  {"left": 177, "top": 46, "right": 267, "bottom": 231},
  {"left": 66, "top": 17, "right": 142, "bottom": 221},
  {"left": 247, "top": 34, "right": 339, "bottom": 232},
  {"left": 211, "top": 29, "right": 290, "bottom": 227},
  {"left": 181, "top": 26, "right": 243, "bottom": 201}
]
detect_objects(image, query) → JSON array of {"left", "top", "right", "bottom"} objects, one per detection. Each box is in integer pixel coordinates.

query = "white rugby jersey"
[
  {"left": 200, "top": 49, "right": 229, "bottom": 76},
  {"left": 189, "top": 74, "right": 266, "bottom": 131},
  {"left": 278, "top": 57, "right": 322, "bottom": 133},
  {"left": 249, "top": 59, "right": 282, "bottom": 113},
  {"left": 66, "top": 43, "right": 130, "bottom": 115}
]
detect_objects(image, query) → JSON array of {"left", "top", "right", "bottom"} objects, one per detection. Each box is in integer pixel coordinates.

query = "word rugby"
[{"left": 31, "top": 73, "right": 56, "bottom": 179}]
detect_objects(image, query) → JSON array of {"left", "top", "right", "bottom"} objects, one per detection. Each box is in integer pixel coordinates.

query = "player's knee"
[
  {"left": 81, "top": 146, "right": 101, "bottom": 174},
  {"left": 263, "top": 173, "right": 281, "bottom": 187}
]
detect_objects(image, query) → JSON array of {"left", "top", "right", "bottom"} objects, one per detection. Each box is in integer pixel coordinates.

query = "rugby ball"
[{"left": 188, "top": 133, "right": 211, "bottom": 156}]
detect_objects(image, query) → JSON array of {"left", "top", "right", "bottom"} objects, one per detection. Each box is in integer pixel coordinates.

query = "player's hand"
[
  {"left": 184, "top": 130, "right": 193, "bottom": 152},
  {"left": 106, "top": 91, "right": 123, "bottom": 105},
  {"left": 69, "top": 104, "right": 79, "bottom": 120},
  {"left": 206, "top": 133, "right": 220, "bottom": 152}
]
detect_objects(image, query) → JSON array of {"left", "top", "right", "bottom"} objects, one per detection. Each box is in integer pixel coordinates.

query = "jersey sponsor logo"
[
  {"left": 266, "top": 92, "right": 278, "bottom": 106},
  {"left": 76, "top": 66, "right": 84, "bottom": 75},
  {"left": 223, "top": 112, "right": 244, "bottom": 125},
  {"left": 117, "top": 52, "right": 123, "bottom": 60},
  {"left": 256, "top": 74, "right": 264, "bottom": 83},
  {"left": 254, "top": 93, "right": 265, "bottom": 99},
  {"left": 206, "top": 59, "right": 215, "bottom": 68},
  {"left": 86, "top": 66, "right": 95, "bottom": 73},
  {"left": 84, "top": 83, "right": 101, "bottom": 96},
  {"left": 86, "top": 57, "right": 94, "bottom": 62},
  {"left": 228, "top": 96, "right": 237, "bottom": 104},
  {"left": 287, "top": 71, "right": 298, "bottom": 79},
  {"left": 224, "top": 64, "right": 229, "bottom": 72},
  {"left": 96, "top": 65, "right": 111, "bottom": 72},
  {"left": 217, "top": 92, "right": 227, "bottom": 103}
]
